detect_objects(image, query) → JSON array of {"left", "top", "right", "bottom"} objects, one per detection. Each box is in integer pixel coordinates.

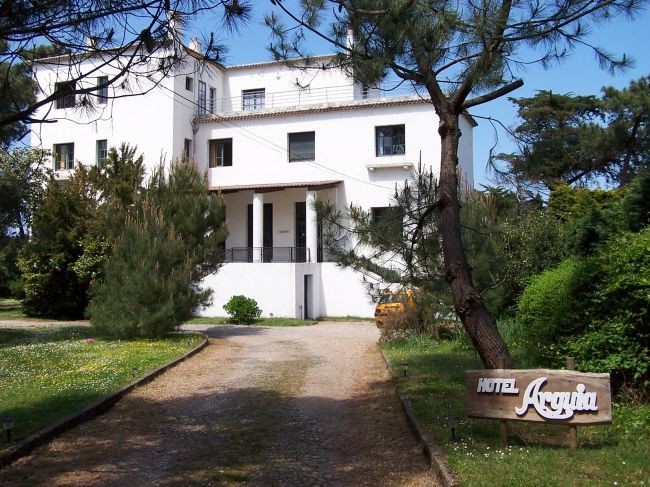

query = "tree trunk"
[{"left": 437, "top": 113, "right": 514, "bottom": 369}]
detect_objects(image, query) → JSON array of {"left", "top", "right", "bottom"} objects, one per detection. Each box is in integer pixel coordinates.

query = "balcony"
[
  {"left": 196, "top": 83, "right": 422, "bottom": 119},
  {"left": 225, "top": 247, "right": 311, "bottom": 263},
  {"left": 224, "top": 247, "right": 333, "bottom": 263}
]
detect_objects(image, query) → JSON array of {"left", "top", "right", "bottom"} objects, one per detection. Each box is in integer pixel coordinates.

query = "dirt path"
[{"left": 0, "top": 322, "right": 437, "bottom": 486}]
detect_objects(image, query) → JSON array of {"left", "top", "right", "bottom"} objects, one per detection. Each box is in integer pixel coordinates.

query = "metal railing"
[
  {"left": 224, "top": 247, "right": 311, "bottom": 263},
  {"left": 195, "top": 83, "right": 424, "bottom": 117}
]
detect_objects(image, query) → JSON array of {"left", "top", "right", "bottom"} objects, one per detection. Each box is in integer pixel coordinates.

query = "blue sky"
[{"left": 190, "top": 3, "right": 650, "bottom": 188}]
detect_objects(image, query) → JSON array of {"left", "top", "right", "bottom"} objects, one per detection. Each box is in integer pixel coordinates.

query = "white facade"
[{"left": 31, "top": 47, "right": 475, "bottom": 319}]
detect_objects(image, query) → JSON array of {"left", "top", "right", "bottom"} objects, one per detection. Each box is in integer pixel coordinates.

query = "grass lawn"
[
  {"left": 0, "top": 298, "right": 21, "bottom": 307},
  {"left": 0, "top": 326, "right": 203, "bottom": 446},
  {"left": 382, "top": 336, "right": 650, "bottom": 486},
  {"left": 320, "top": 315, "right": 374, "bottom": 322},
  {"left": 185, "top": 316, "right": 316, "bottom": 327},
  {"left": 0, "top": 307, "right": 32, "bottom": 320}
]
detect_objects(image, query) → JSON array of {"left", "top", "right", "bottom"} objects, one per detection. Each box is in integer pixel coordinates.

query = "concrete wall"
[
  {"left": 196, "top": 101, "right": 454, "bottom": 203},
  {"left": 31, "top": 52, "right": 223, "bottom": 173},
  {"left": 199, "top": 261, "right": 375, "bottom": 319}
]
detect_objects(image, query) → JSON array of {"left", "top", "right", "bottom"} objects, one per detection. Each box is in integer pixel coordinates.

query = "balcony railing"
[
  {"left": 195, "top": 83, "right": 423, "bottom": 118},
  {"left": 225, "top": 247, "right": 311, "bottom": 263}
]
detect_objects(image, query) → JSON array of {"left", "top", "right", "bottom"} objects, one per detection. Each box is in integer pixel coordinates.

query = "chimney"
[
  {"left": 188, "top": 37, "right": 202, "bottom": 54},
  {"left": 346, "top": 25, "right": 355, "bottom": 50},
  {"left": 166, "top": 10, "right": 185, "bottom": 44}
]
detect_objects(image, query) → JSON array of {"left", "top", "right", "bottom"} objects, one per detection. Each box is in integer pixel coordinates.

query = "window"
[
  {"left": 97, "top": 76, "right": 108, "bottom": 104},
  {"left": 371, "top": 207, "right": 389, "bottom": 225},
  {"left": 242, "top": 88, "right": 265, "bottom": 110},
  {"left": 55, "top": 81, "right": 76, "bottom": 109},
  {"left": 198, "top": 81, "right": 206, "bottom": 115},
  {"left": 288, "top": 131, "right": 315, "bottom": 162},
  {"left": 375, "top": 124, "right": 405, "bottom": 156},
  {"left": 184, "top": 138, "right": 192, "bottom": 160},
  {"left": 208, "top": 138, "right": 232, "bottom": 167},
  {"left": 370, "top": 206, "right": 403, "bottom": 238},
  {"left": 209, "top": 87, "right": 216, "bottom": 113},
  {"left": 362, "top": 84, "right": 370, "bottom": 99},
  {"left": 53, "top": 143, "right": 74, "bottom": 170},
  {"left": 96, "top": 139, "right": 108, "bottom": 165},
  {"left": 185, "top": 76, "right": 193, "bottom": 92}
]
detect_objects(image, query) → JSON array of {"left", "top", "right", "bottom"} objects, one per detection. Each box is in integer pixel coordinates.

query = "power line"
[{"left": 159, "top": 82, "right": 405, "bottom": 191}]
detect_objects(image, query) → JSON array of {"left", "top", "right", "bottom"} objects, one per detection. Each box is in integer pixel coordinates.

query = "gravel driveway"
[{"left": 0, "top": 321, "right": 437, "bottom": 486}]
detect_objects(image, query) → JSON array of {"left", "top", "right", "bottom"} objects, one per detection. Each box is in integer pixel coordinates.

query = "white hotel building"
[{"left": 30, "top": 41, "right": 475, "bottom": 319}]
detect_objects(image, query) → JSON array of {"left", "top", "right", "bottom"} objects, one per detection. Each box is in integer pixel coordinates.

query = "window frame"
[
  {"left": 242, "top": 88, "right": 265, "bottom": 111},
  {"left": 53, "top": 143, "right": 75, "bottom": 170},
  {"left": 208, "top": 138, "right": 233, "bottom": 168},
  {"left": 55, "top": 81, "right": 76, "bottom": 109},
  {"left": 96, "top": 139, "right": 108, "bottom": 166},
  {"left": 185, "top": 76, "right": 193, "bottom": 92},
  {"left": 375, "top": 124, "right": 406, "bottom": 157},
  {"left": 184, "top": 138, "right": 192, "bottom": 160},
  {"left": 96, "top": 76, "right": 109, "bottom": 104},
  {"left": 288, "top": 131, "right": 316, "bottom": 162},
  {"left": 209, "top": 87, "right": 216, "bottom": 114},
  {"left": 198, "top": 80, "right": 207, "bottom": 115}
]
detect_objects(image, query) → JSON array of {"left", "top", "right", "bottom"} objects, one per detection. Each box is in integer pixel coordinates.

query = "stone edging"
[
  {"left": 0, "top": 336, "right": 209, "bottom": 469},
  {"left": 379, "top": 347, "right": 461, "bottom": 487}
]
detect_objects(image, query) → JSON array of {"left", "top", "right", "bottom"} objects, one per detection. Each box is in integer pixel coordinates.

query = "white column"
[
  {"left": 252, "top": 192, "right": 264, "bottom": 258},
  {"left": 305, "top": 190, "right": 318, "bottom": 263}
]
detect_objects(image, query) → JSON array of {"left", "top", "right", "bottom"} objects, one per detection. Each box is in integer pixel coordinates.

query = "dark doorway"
[
  {"left": 295, "top": 202, "right": 307, "bottom": 262},
  {"left": 247, "top": 204, "right": 253, "bottom": 262},
  {"left": 303, "top": 274, "right": 311, "bottom": 320},
  {"left": 263, "top": 203, "right": 273, "bottom": 262}
]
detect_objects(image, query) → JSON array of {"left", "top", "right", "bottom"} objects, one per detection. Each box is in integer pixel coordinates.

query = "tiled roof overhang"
[
  {"left": 211, "top": 180, "right": 342, "bottom": 194},
  {"left": 195, "top": 96, "right": 431, "bottom": 123},
  {"left": 225, "top": 55, "right": 336, "bottom": 71}
]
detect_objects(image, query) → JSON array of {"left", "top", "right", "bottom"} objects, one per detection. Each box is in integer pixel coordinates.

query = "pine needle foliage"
[{"left": 89, "top": 162, "right": 227, "bottom": 337}]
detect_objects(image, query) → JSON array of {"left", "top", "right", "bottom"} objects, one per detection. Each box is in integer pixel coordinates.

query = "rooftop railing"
[{"left": 196, "top": 83, "right": 424, "bottom": 118}]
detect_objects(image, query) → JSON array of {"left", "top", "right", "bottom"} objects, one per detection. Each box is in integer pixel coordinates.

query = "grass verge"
[
  {"left": 0, "top": 326, "right": 203, "bottom": 445},
  {"left": 320, "top": 315, "right": 374, "bottom": 322},
  {"left": 185, "top": 316, "right": 316, "bottom": 327},
  {"left": 382, "top": 335, "right": 649, "bottom": 486},
  {"left": 0, "top": 307, "right": 31, "bottom": 320}
]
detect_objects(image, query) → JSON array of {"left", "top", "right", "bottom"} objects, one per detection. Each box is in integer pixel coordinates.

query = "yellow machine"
[{"left": 374, "top": 290, "right": 415, "bottom": 327}]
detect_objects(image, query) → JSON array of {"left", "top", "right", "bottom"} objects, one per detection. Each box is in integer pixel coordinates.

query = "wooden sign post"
[
  {"left": 566, "top": 357, "right": 578, "bottom": 449},
  {"left": 465, "top": 368, "right": 612, "bottom": 448}
]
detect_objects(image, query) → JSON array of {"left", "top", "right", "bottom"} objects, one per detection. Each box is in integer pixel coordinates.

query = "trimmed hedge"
[{"left": 517, "top": 228, "right": 649, "bottom": 389}]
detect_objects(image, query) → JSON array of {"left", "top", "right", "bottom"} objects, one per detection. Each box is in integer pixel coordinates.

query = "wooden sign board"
[{"left": 465, "top": 369, "right": 612, "bottom": 425}]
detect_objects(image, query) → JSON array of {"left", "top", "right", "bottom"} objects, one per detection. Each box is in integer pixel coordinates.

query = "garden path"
[{"left": 0, "top": 321, "right": 436, "bottom": 486}]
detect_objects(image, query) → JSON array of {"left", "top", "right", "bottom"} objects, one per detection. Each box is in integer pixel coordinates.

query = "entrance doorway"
[{"left": 303, "top": 274, "right": 312, "bottom": 320}]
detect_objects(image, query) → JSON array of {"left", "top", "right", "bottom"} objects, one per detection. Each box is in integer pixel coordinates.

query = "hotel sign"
[{"left": 465, "top": 369, "right": 612, "bottom": 424}]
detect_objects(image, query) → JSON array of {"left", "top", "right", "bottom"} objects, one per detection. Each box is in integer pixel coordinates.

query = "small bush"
[
  {"left": 517, "top": 228, "right": 649, "bottom": 390},
  {"left": 89, "top": 208, "right": 194, "bottom": 338},
  {"left": 516, "top": 258, "right": 591, "bottom": 364},
  {"left": 223, "top": 295, "right": 261, "bottom": 324}
]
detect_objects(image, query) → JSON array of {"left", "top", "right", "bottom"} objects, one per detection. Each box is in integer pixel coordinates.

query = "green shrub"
[
  {"left": 19, "top": 168, "right": 96, "bottom": 319},
  {"left": 89, "top": 162, "right": 227, "bottom": 338},
  {"left": 516, "top": 258, "right": 591, "bottom": 364},
  {"left": 88, "top": 207, "right": 193, "bottom": 338},
  {"left": 223, "top": 295, "right": 262, "bottom": 324},
  {"left": 567, "top": 229, "right": 649, "bottom": 388},
  {"left": 18, "top": 145, "right": 145, "bottom": 319},
  {"left": 517, "top": 229, "right": 649, "bottom": 390}
]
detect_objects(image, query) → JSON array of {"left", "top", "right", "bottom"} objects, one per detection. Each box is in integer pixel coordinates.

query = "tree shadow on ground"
[{"left": 0, "top": 380, "right": 432, "bottom": 486}]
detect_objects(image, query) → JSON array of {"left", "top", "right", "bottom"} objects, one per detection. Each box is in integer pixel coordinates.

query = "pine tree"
[{"left": 89, "top": 162, "right": 227, "bottom": 337}]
